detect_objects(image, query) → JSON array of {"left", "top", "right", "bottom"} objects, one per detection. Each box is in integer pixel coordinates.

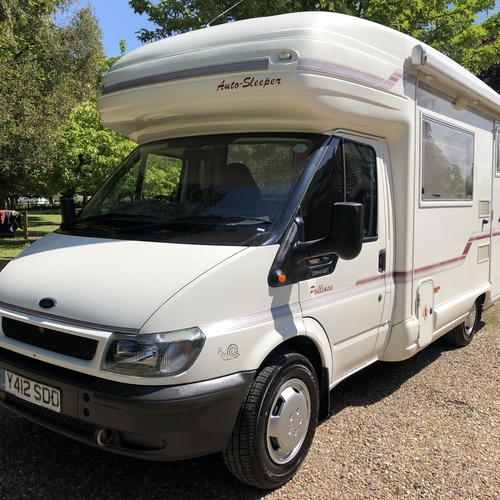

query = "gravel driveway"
[{"left": 1, "top": 307, "right": 498, "bottom": 499}]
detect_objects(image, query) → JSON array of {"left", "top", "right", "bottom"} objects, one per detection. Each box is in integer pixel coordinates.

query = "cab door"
[{"left": 298, "top": 135, "right": 394, "bottom": 382}]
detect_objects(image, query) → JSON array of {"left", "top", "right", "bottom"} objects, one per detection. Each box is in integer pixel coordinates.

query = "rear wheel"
[
  {"left": 223, "top": 351, "right": 319, "bottom": 489},
  {"left": 445, "top": 300, "right": 480, "bottom": 347}
]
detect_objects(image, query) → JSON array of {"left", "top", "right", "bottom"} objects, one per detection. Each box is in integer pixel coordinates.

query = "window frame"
[
  {"left": 420, "top": 112, "right": 475, "bottom": 207},
  {"left": 495, "top": 123, "right": 500, "bottom": 177},
  {"left": 301, "top": 136, "right": 378, "bottom": 243}
]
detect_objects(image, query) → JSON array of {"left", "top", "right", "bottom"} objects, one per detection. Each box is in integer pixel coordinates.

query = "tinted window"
[
  {"left": 422, "top": 117, "right": 474, "bottom": 201},
  {"left": 344, "top": 141, "right": 377, "bottom": 239},
  {"left": 65, "top": 134, "right": 325, "bottom": 245},
  {"left": 302, "top": 138, "right": 377, "bottom": 241}
]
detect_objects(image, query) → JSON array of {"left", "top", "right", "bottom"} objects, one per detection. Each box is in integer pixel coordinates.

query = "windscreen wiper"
[
  {"left": 170, "top": 215, "right": 272, "bottom": 224},
  {"left": 116, "top": 215, "right": 272, "bottom": 234},
  {"left": 77, "top": 213, "right": 159, "bottom": 223}
]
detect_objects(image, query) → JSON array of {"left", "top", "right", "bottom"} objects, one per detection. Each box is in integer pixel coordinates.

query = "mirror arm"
[
  {"left": 296, "top": 237, "right": 334, "bottom": 260},
  {"left": 60, "top": 198, "right": 76, "bottom": 229}
]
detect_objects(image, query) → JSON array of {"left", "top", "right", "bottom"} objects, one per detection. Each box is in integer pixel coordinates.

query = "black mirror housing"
[
  {"left": 330, "top": 202, "right": 364, "bottom": 260},
  {"left": 60, "top": 198, "right": 76, "bottom": 229},
  {"left": 296, "top": 202, "right": 363, "bottom": 261}
]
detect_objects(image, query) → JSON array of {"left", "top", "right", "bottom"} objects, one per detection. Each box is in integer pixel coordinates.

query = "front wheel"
[
  {"left": 223, "top": 351, "right": 319, "bottom": 489},
  {"left": 444, "top": 300, "right": 480, "bottom": 347}
]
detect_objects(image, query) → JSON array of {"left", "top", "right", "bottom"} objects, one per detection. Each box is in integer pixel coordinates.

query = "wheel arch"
[
  {"left": 476, "top": 292, "right": 486, "bottom": 323},
  {"left": 444, "top": 293, "right": 485, "bottom": 347},
  {"left": 259, "top": 332, "right": 331, "bottom": 422}
]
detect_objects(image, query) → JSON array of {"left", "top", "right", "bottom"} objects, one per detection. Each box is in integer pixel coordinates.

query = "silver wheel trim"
[
  {"left": 266, "top": 378, "right": 311, "bottom": 465},
  {"left": 464, "top": 304, "right": 477, "bottom": 336}
]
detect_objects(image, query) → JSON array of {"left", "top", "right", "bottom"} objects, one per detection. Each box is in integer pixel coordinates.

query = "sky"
[
  {"left": 73, "top": 0, "right": 499, "bottom": 58},
  {"left": 75, "top": 0, "right": 156, "bottom": 57}
]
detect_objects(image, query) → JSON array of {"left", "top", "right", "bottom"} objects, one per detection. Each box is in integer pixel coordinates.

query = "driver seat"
[{"left": 215, "top": 162, "right": 262, "bottom": 212}]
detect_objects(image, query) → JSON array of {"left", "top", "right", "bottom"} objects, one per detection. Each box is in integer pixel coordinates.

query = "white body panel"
[
  {"left": 2, "top": 12, "right": 500, "bottom": 391},
  {"left": 98, "top": 12, "right": 412, "bottom": 144},
  {"left": 0, "top": 233, "right": 244, "bottom": 332},
  {"left": 298, "top": 135, "right": 394, "bottom": 380}
]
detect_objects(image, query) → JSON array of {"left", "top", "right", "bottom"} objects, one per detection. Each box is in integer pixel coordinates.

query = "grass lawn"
[{"left": 0, "top": 211, "right": 61, "bottom": 271}]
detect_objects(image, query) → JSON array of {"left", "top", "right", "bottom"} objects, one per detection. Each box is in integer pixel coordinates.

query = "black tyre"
[
  {"left": 445, "top": 300, "right": 480, "bottom": 347},
  {"left": 223, "top": 351, "right": 319, "bottom": 489}
]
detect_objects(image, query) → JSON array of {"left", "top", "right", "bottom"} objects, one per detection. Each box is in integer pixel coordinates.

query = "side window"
[
  {"left": 421, "top": 116, "right": 474, "bottom": 201},
  {"left": 344, "top": 141, "right": 377, "bottom": 239},
  {"left": 302, "top": 138, "right": 378, "bottom": 241},
  {"left": 302, "top": 140, "right": 343, "bottom": 241}
]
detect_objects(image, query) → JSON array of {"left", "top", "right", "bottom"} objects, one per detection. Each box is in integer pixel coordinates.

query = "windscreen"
[{"left": 66, "top": 134, "right": 324, "bottom": 245}]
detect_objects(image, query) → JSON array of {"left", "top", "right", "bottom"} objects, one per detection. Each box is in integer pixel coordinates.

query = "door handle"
[{"left": 378, "top": 250, "right": 386, "bottom": 273}]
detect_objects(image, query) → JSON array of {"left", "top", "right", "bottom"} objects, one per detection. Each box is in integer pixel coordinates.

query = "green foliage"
[
  {"left": 52, "top": 99, "right": 136, "bottom": 198},
  {"left": 128, "top": 0, "right": 500, "bottom": 73},
  {"left": 143, "top": 155, "right": 182, "bottom": 198},
  {"left": 119, "top": 39, "right": 127, "bottom": 56},
  {"left": 0, "top": 1, "right": 105, "bottom": 207},
  {"left": 479, "top": 63, "right": 500, "bottom": 92},
  {"left": 0, "top": 240, "right": 30, "bottom": 271},
  {"left": 0, "top": 212, "right": 61, "bottom": 271}
]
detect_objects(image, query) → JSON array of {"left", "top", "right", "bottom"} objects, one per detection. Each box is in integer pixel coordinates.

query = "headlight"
[{"left": 102, "top": 327, "right": 205, "bottom": 377}]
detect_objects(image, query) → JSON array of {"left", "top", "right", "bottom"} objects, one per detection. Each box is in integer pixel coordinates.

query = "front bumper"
[{"left": 0, "top": 348, "right": 255, "bottom": 460}]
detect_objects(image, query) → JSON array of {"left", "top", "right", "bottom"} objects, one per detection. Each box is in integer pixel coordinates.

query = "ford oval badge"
[{"left": 39, "top": 298, "right": 57, "bottom": 309}]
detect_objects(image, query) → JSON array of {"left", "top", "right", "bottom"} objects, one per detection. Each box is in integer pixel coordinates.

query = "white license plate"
[{"left": 1, "top": 369, "right": 61, "bottom": 413}]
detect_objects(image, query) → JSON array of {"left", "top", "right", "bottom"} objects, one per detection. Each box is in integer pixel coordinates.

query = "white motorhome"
[{"left": 1, "top": 12, "right": 499, "bottom": 489}]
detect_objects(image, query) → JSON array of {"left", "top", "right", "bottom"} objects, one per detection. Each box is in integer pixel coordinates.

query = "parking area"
[{"left": 0, "top": 307, "right": 499, "bottom": 499}]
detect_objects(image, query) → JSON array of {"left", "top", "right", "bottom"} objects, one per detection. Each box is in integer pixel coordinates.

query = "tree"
[
  {"left": 52, "top": 98, "right": 136, "bottom": 200},
  {"left": 0, "top": 1, "right": 105, "bottom": 208},
  {"left": 50, "top": 49, "right": 136, "bottom": 201},
  {"left": 479, "top": 64, "right": 500, "bottom": 92},
  {"left": 477, "top": 37, "right": 500, "bottom": 93},
  {"left": 128, "top": 0, "right": 500, "bottom": 74}
]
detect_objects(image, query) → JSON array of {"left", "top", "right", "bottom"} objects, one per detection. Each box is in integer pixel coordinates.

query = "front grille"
[
  {"left": 6, "top": 394, "right": 95, "bottom": 439},
  {"left": 2, "top": 317, "right": 98, "bottom": 361}
]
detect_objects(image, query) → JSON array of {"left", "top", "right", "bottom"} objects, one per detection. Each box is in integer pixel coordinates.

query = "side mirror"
[
  {"left": 60, "top": 198, "right": 76, "bottom": 229},
  {"left": 330, "top": 202, "right": 364, "bottom": 260},
  {"left": 296, "top": 202, "right": 363, "bottom": 261}
]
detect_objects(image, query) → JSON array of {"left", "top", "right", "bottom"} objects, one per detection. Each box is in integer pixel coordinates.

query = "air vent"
[
  {"left": 478, "top": 199, "right": 490, "bottom": 218},
  {"left": 478, "top": 244, "right": 490, "bottom": 264}
]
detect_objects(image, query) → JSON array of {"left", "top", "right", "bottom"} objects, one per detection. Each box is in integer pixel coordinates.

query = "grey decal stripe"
[
  {"left": 297, "top": 58, "right": 403, "bottom": 90},
  {"left": 201, "top": 302, "right": 303, "bottom": 336},
  {"left": 102, "top": 58, "right": 270, "bottom": 95}
]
